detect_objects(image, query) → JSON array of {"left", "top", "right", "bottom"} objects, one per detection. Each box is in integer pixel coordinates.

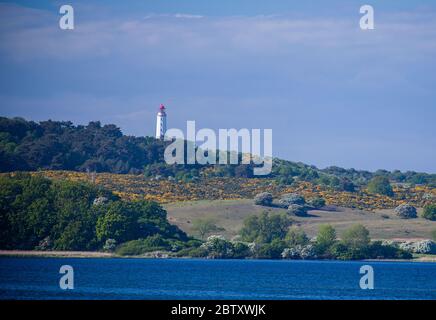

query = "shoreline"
[
  {"left": 0, "top": 250, "right": 115, "bottom": 258},
  {"left": 1, "top": 250, "right": 435, "bottom": 262}
]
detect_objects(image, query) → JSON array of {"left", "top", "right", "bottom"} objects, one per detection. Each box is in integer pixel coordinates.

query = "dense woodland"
[
  {"left": 1, "top": 117, "right": 436, "bottom": 189},
  {"left": 0, "top": 173, "right": 193, "bottom": 251}
]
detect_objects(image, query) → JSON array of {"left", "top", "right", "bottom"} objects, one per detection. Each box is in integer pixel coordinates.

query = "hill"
[
  {"left": 1, "top": 117, "right": 436, "bottom": 190},
  {"left": 165, "top": 199, "right": 436, "bottom": 241}
]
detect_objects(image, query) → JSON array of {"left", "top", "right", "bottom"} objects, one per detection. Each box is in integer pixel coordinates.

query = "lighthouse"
[{"left": 155, "top": 104, "right": 167, "bottom": 140}]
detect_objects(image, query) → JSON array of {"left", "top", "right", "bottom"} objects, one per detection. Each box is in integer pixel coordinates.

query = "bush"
[
  {"left": 306, "top": 197, "right": 326, "bottom": 209},
  {"left": 231, "top": 242, "right": 251, "bottom": 259},
  {"left": 176, "top": 246, "right": 208, "bottom": 258},
  {"left": 367, "top": 176, "right": 394, "bottom": 196},
  {"left": 286, "top": 226, "right": 309, "bottom": 246},
  {"left": 282, "top": 244, "right": 316, "bottom": 260},
  {"left": 253, "top": 239, "right": 287, "bottom": 259},
  {"left": 200, "top": 235, "right": 233, "bottom": 258},
  {"left": 254, "top": 192, "right": 273, "bottom": 206},
  {"left": 116, "top": 235, "right": 170, "bottom": 256},
  {"left": 103, "top": 239, "right": 117, "bottom": 252},
  {"left": 421, "top": 204, "right": 436, "bottom": 221},
  {"left": 287, "top": 204, "right": 308, "bottom": 217},
  {"left": 399, "top": 240, "right": 436, "bottom": 254},
  {"left": 394, "top": 204, "right": 417, "bottom": 219},
  {"left": 432, "top": 229, "right": 436, "bottom": 242},
  {"left": 279, "top": 193, "right": 305, "bottom": 207},
  {"left": 200, "top": 235, "right": 250, "bottom": 259}
]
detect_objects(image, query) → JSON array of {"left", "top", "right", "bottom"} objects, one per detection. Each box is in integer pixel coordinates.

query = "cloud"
[
  {"left": 144, "top": 13, "right": 204, "bottom": 20},
  {"left": 1, "top": 3, "right": 436, "bottom": 172},
  {"left": 2, "top": 2, "right": 436, "bottom": 64}
]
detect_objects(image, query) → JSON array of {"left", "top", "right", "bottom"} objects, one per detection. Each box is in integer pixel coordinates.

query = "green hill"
[{"left": 1, "top": 116, "right": 436, "bottom": 189}]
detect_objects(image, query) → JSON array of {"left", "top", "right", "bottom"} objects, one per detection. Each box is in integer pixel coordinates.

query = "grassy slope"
[{"left": 165, "top": 199, "right": 436, "bottom": 241}]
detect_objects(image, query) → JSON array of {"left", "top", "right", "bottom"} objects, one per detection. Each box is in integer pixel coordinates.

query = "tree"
[
  {"left": 0, "top": 173, "right": 190, "bottom": 251},
  {"left": 315, "top": 224, "right": 337, "bottom": 255},
  {"left": 240, "top": 212, "right": 292, "bottom": 243},
  {"left": 285, "top": 226, "right": 309, "bottom": 246},
  {"left": 201, "top": 235, "right": 233, "bottom": 259},
  {"left": 254, "top": 239, "right": 287, "bottom": 259},
  {"left": 367, "top": 176, "right": 394, "bottom": 197},
  {"left": 191, "top": 218, "right": 224, "bottom": 240},
  {"left": 341, "top": 224, "right": 370, "bottom": 250},
  {"left": 96, "top": 210, "right": 132, "bottom": 243},
  {"left": 421, "top": 204, "right": 436, "bottom": 221}
]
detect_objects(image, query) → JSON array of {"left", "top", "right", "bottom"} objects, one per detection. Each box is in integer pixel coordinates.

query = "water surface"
[{"left": 0, "top": 258, "right": 435, "bottom": 299}]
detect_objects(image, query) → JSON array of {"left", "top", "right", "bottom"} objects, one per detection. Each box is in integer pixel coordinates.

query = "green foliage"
[
  {"left": 2, "top": 117, "right": 436, "bottom": 186},
  {"left": 240, "top": 212, "right": 292, "bottom": 243},
  {"left": 341, "top": 224, "right": 370, "bottom": 251},
  {"left": 196, "top": 235, "right": 250, "bottom": 259},
  {"left": 191, "top": 218, "right": 225, "bottom": 240},
  {"left": 366, "top": 241, "right": 412, "bottom": 260},
  {"left": 431, "top": 229, "right": 436, "bottom": 242},
  {"left": 103, "top": 239, "right": 117, "bottom": 252},
  {"left": 200, "top": 235, "right": 234, "bottom": 259},
  {"left": 335, "top": 224, "right": 371, "bottom": 259},
  {"left": 421, "top": 204, "right": 436, "bottom": 221},
  {"left": 306, "top": 197, "right": 326, "bottom": 209},
  {"left": 232, "top": 241, "right": 251, "bottom": 258},
  {"left": 254, "top": 239, "right": 287, "bottom": 259},
  {"left": 315, "top": 224, "right": 337, "bottom": 256},
  {"left": 115, "top": 234, "right": 188, "bottom": 255},
  {"left": 285, "top": 226, "right": 309, "bottom": 246},
  {"left": 0, "top": 173, "right": 189, "bottom": 251},
  {"left": 367, "top": 176, "right": 394, "bottom": 197}
]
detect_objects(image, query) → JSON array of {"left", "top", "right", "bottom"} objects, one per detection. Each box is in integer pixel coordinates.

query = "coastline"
[
  {"left": 1, "top": 250, "right": 435, "bottom": 262},
  {"left": 0, "top": 250, "right": 115, "bottom": 258}
]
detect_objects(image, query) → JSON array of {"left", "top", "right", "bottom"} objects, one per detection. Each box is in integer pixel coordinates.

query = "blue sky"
[{"left": 0, "top": 0, "right": 435, "bottom": 172}]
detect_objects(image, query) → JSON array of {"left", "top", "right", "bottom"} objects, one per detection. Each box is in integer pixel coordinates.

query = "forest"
[
  {"left": 1, "top": 116, "right": 436, "bottom": 189},
  {"left": 0, "top": 173, "right": 194, "bottom": 251}
]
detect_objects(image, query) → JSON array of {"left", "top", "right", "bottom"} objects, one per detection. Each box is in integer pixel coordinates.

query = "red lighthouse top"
[{"left": 159, "top": 104, "right": 165, "bottom": 111}]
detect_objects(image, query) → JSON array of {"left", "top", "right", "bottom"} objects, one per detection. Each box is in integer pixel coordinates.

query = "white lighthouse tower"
[{"left": 155, "top": 104, "right": 167, "bottom": 140}]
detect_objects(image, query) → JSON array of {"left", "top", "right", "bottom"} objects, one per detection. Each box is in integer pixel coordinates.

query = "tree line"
[
  {"left": 0, "top": 173, "right": 192, "bottom": 251},
  {"left": 1, "top": 117, "right": 435, "bottom": 188}
]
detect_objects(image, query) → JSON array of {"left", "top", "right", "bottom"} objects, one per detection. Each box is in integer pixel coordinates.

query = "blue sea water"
[{"left": 0, "top": 257, "right": 435, "bottom": 300}]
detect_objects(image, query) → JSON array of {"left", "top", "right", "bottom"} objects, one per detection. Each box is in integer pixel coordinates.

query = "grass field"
[{"left": 165, "top": 199, "right": 436, "bottom": 241}]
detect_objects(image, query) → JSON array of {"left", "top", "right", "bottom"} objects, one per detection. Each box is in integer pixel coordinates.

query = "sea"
[{"left": 0, "top": 257, "right": 435, "bottom": 300}]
